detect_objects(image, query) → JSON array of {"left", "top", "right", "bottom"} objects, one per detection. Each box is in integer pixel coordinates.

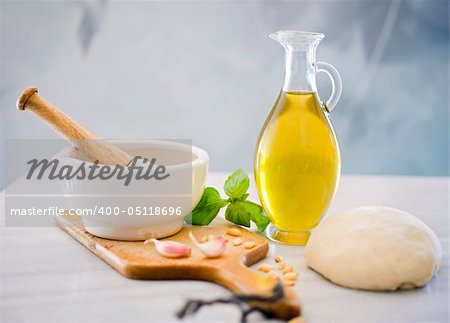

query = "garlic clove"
[
  {"left": 189, "top": 231, "right": 226, "bottom": 258},
  {"left": 144, "top": 238, "right": 191, "bottom": 258}
]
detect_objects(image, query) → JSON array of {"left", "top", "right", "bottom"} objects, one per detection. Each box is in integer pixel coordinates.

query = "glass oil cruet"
[{"left": 254, "top": 30, "right": 342, "bottom": 245}]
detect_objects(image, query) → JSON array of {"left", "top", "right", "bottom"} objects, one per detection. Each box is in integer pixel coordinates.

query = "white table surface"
[{"left": 1, "top": 174, "right": 448, "bottom": 323}]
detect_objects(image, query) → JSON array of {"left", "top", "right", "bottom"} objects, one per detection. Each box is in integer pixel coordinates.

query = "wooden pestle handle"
[{"left": 17, "top": 86, "right": 133, "bottom": 166}]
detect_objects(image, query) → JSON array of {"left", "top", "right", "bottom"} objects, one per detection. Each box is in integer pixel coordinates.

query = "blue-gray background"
[{"left": 1, "top": 0, "right": 448, "bottom": 188}]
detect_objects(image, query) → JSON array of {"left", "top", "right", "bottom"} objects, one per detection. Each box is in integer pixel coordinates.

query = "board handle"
[{"left": 217, "top": 259, "right": 301, "bottom": 320}]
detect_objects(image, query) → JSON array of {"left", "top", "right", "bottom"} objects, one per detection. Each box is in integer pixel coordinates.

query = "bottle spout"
[
  {"left": 269, "top": 30, "right": 324, "bottom": 50},
  {"left": 270, "top": 30, "right": 325, "bottom": 93}
]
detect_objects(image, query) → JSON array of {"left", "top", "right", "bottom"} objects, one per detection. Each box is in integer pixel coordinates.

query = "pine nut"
[
  {"left": 233, "top": 238, "right": 242, "bottom": 246},
  {"left": 275, "top": 256, "right": 283, "bottom": 263},
  {"left": 226, "top": 228, "right": 242, "bottom": 236},
  {"left": 283, "top": 280, "right": 295, "bottom": 287},
  {"left": 244, "top": 241, "right": 256, "bottom": 249},
  {"left": 257, "top": 264, "right": 273, "bottom": 272},
  {"left": 282, "top": 265, "right": 293, "bottom": 274},
  {"left": 278, "top": 262, "right": 286, "bottom": 270},
  {"left": 268, "top": 271, "right": 280, "bottom": 280},
  {"left": 284, "top": 272, "right": 298, "bottom": 280}
]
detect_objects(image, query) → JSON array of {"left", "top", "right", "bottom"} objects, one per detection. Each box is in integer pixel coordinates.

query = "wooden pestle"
[{"left": 16, "top": 86, "right": 133, "bottom": 166}]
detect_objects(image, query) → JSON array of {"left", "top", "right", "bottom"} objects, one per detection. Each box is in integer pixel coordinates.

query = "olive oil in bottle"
[{"left": 254, "top": 30, "right": 342, "bottom": 245}]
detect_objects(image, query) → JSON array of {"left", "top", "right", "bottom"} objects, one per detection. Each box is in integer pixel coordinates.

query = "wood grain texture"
[
  {"left": 16, "top": 86, "right": 133, "bottom": 166},
  {"left": 55, "top": 213, "right": 300, "bottom": 320}
]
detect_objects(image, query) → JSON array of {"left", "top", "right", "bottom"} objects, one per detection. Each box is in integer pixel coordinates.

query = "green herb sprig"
[{"left": 187, "top": 168, "right": 270, "bottom": 232}]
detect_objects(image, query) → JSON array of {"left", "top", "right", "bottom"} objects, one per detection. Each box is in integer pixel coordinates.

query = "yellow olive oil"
[{"left": 254, "top": 91, "right": 340, "bottom": 244}]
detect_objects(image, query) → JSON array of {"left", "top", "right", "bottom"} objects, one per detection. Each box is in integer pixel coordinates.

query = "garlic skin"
[
  {"left": 189, "top": 231, "right": 226, "bottom": 258},
  {"left": 145, "top": 238, "right": 191, "bottom": 258}
]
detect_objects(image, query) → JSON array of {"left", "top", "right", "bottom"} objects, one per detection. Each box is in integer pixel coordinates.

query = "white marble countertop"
[{"left": 1, "top": 174, "right": 448, "bottom": 323}]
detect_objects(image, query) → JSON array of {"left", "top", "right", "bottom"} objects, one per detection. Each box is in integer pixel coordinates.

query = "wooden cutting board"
[{"left": 55, "top": 213, "right": 300, "bottom": 320}]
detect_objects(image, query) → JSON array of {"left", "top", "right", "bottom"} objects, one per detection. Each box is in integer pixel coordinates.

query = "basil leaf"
[
  {"left": 224, "top": 168, "right": 250, "bottom": 199},
  {"left": 239, "top": 193, "right": 250, "bottom": 201},
  {"left": 225, "top": 202, "right": 251, "bottom": 227},
  {"left": 189, "top": 187, "right": 228, "bottom": 226},
  {"left": 240, "top": 201, "right": 270, "bottom": 232},
  {"left": 187, "top": 168, "right": 271, "bottom": 231}
]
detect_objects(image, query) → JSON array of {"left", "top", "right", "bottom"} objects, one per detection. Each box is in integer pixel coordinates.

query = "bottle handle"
[{"left": 316, "top": 62, "right": 342, "bottom": 112}]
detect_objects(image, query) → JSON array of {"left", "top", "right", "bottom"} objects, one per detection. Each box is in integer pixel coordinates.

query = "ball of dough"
[{"left": 305, "top": 206, "right": 442, "bottom": 291}]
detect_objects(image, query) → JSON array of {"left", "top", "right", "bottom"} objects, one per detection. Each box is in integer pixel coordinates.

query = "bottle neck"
[{"left": 282, "top": 45, "right": 317, "bottom": 93}]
